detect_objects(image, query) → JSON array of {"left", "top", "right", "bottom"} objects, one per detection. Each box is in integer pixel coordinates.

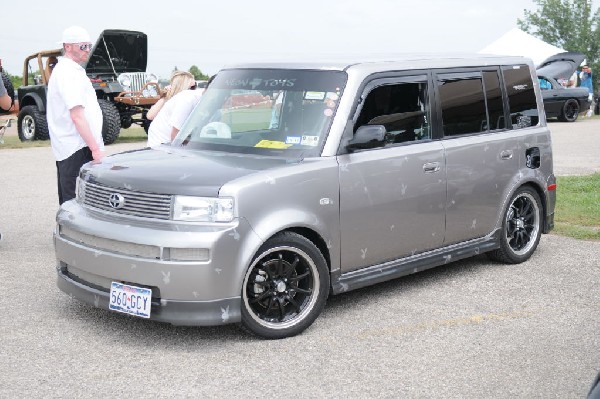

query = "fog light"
[{"left": 169, "top": 248, "right": 209, "bottom": 261}]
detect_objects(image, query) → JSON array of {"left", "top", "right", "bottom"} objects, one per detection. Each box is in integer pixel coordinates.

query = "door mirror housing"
[{"left": 347, "top": 125, "right": 386, "bottom": 151}]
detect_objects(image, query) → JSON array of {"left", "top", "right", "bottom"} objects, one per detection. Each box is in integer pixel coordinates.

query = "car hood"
[
  {"left": 536, "top": 52, "right": 586, "bottom": 80},
  {"left": 81, "top": 147, "right": 302, "bottom": 197},
  {"left": 85, "top": 29, "right": 147, "bottom": 75}
]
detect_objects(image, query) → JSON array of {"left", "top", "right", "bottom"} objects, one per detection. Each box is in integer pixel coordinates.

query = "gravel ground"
[{"left": 0, "top": 119, "right": 598, "bottom": 398}]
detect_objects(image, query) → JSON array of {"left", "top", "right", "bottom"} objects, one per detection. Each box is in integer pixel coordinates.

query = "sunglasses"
[
  {"left": 78, "top": 43, "right": 93, "bottom": 51},
  {"left": 189, "top": 84, "right": 197, "bottom": 90}
]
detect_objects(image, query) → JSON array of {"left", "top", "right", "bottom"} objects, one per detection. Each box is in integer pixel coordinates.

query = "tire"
[
  {"left": 142, "top": 110, "right": 150, "bottom": 135},
  {"left": 558, "top": 99, "right": 579, "bottom": 122},
  {"left": 487, "top": 186, "right": 543, "bottom": 264},
  {"left": 120, "top": 113, "right": 133, "bottom": 129},
  {"left": 17, "top": 105, "right": 49, "bottom": 141},
  {"left": 98, "top": 99, "right": 120, "bottom": 145},
  {"left": 241, "top": 232, "right": 329, "bottom": 339},
  {"left": 0, "top": 73, "right": 14, "bottom": 114}
]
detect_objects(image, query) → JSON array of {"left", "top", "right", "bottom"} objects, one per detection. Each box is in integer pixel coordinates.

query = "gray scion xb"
[{"left": 54, "top": 54, "right": 556, "bottom": 339}]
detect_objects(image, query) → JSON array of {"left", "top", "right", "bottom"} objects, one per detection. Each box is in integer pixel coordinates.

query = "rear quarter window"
[{"left": 502, "top": 65, "right": 539, "bottom": 129}]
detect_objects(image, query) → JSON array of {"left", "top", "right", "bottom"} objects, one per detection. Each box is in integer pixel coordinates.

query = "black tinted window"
[
  {"left": 483, "top": 71, "right": 505, "bottom": 130},
  {"left": 356, "top": 81, "right": 431, "bottom": 144},
  {"left": 502, "top": 65, "right": 539, "bottom": 129},
  {"left": 439, "top": 77, "right": 486, "bottom": 136}
]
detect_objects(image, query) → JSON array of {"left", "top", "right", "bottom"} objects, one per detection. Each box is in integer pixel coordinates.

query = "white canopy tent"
[{"left": 479, "top": 28, "right": 566, "bottom": 67}]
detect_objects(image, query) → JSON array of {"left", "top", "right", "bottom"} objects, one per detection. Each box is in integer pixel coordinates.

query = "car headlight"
[
  {"left": 173, "top": 196, "right": 234, "bottom": 222},
  {"left": 146, "top": 73, "right": 158, "bottom": 83},
  {"left": 117, "top": 75, "right": 131, "bottom": 90}
]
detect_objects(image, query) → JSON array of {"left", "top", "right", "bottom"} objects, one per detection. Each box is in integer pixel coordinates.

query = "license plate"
[{"left": 109, "top": 282, "right": 152, "bottom": 318}]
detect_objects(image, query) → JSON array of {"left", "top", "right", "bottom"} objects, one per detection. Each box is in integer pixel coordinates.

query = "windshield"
[{"left": 171, "top": 69, "right": 347, "bottom": 158}]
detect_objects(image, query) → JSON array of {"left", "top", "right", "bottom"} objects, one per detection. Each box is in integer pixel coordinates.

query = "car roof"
[{"left": 221, "top": 53, "right": 534, "bottom": 73}]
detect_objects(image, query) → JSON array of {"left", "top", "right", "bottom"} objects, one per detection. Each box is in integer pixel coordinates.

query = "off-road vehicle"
[{"left": 17, "top": 29, "right": 159, "bottom": 143}]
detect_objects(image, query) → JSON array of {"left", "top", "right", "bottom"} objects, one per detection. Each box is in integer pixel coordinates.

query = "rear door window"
[{"left": 438, "top": 73, "right": 487, "bottom": 136}]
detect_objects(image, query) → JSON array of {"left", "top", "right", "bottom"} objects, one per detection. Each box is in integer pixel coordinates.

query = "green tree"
[
  {"left": 9, "top": 72, "right": 23, "bottom": 90},
  {"left": 518, "top": 0, "right": 600, "bottom": 71},
  {"left": 188, "top": 65, "right": 209, "bottom": 81}
]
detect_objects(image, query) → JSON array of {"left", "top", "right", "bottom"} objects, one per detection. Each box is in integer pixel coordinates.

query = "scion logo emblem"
[{"left": 108, "top": 193, "right": 125, "bottom": 209}]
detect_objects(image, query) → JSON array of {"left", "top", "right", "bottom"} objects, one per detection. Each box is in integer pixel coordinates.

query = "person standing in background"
[
  {"left": 579, "top": 65, "right": 594, "bottom": 117},
  {"left": 567, "top": 71, "right": 578, "bottom": 88},
  {"left": 0, "top": 71, "right": 12, "bottom": 111},
  {"left": 0, "top": 74, "right": 12, "bottom": 241},
  {"left": 147, "top": 79, "right": 204, "bottom": 147},
  {"left": 47, "top": 26, "right": 105, "bottom": 205},
  {"left": 146, "top": 71, "right": 196, "bottom": 121}
]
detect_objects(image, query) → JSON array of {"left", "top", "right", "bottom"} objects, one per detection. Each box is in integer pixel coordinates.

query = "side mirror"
[{"left": 347, "top": 125, "right": 386, "bottom": 151}]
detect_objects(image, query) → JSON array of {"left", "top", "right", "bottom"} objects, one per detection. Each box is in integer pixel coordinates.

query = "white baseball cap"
[{"left": 60, "top": 26, "right": 91, "bottom": 44}]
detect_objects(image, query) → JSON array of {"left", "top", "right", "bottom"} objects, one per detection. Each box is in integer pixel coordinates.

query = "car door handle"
[
  {"left": 423, "top": 162, "right": 441, "bottom": 173},
  {"left": 500, "top": 150, "right": 513, "bottom": 160}
]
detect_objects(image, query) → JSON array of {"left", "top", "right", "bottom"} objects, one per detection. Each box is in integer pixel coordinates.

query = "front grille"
[
  {"left": 121, "top": 72, "right": 147, "bottom": 92},
  {"left": 81, "top": 180, "right": 172, "bottom": 220}
]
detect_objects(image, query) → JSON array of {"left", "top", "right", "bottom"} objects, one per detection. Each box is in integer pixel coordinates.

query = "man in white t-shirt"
[
  {"left": 47, "top": 26, "right": 105, "bottom": 205},
  {"left": 147, "top": 87, "right": 204, "bottom": 147}
]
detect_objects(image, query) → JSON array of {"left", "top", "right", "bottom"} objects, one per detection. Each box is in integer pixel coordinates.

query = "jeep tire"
[
  {"left": 18, "top": 105, "right": 49, "bottom": 141},
  {"left": 98, "top": 99, "right": 120, "bottom": 145}
]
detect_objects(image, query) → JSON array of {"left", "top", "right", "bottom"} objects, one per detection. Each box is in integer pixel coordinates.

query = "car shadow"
[{"left": 59, "top": 253, "right": 501, "bottom": 345}]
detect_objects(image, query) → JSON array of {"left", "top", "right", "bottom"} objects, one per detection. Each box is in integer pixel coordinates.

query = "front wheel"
[
  {"left": 487, "top": 186, "right": 543, "bottom": 264},
  {"left": 241, "top": 232, "right": 329, "bottom": 339},
  {"left": 98, "top": 99, "right": 120, "bottom": 145}
]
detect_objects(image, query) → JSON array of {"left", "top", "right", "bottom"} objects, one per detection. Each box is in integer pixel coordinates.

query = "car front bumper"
[
  {"left": 56, "top": 266, "right": 241, "bottom": 326},
  {"left": 54, "top": 200, "right": 263, "bottom": 326}
]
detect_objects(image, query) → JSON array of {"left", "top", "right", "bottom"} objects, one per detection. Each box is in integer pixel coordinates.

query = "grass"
[
  {"left": 0, "top": 126, "right": 147, "bottom": 149},
  {"left": 552, "top": 173, "right": 600, "bottom": 241}
]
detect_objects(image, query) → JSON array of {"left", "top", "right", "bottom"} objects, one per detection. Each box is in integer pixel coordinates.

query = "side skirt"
[{"left": 331, "top": 233, "right": 500, "bottom": 295}]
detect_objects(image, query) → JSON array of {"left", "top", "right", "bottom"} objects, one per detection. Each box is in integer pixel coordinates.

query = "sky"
[{"left": 1, "top": 0, "right": 540, "bottom": 79}]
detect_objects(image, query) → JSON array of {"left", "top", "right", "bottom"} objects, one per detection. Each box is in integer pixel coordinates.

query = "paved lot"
[{"left": 0, "top": 120, "right": 599, "bottom": 398}]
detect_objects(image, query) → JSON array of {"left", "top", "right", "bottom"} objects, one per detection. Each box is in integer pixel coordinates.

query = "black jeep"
[{"left": 16, "top": 29, "right": 160, "bottom": 144}]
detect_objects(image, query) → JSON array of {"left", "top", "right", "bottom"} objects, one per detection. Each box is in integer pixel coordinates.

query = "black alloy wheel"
[
  {"left": 487, "top": 186, "right": 542, "bottom": 264},
  {"left": 559, "top": 98, "right": 580, "bottom": 122},
  {"left": 241, "top": 232, "right": 329, "bottom": 339}
]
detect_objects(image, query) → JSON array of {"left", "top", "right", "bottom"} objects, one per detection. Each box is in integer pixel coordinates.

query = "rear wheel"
[
  {"left": 241, "top": 232, "right": 329, "bottom": 339},
  {"left": 17, "top": 105, "right": 49, "bottom": 141},
  {"left": 558, "top": 99, "right": 579, "bottom": 122},
  {"left": 98, "top": 99, "right": 120, "bottom": 145},
  {"left": 487, "top": 186, "right": 542, "bottom": 264}
]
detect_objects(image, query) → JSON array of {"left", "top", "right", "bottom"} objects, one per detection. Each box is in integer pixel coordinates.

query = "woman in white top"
[
  {"left": 147, "top": 80, "right": 204, "bottom": 147},
  {"left": 146, "top": 71, "right": 196, "bottom": 120}
]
